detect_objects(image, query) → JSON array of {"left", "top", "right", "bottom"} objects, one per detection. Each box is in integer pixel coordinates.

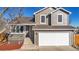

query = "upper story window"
[
  {"left": 40, "top": 15, "right": 46, "bottom": 24},
  {"left": 58, "top": 14, "right": 63, "bottom": 22}
]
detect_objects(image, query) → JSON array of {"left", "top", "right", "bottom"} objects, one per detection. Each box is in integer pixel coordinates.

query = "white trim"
[
  {"left": 10, "top": 32, "right": 24, "bottom": 34},
  {"left": 52, "top": 7, "right": 71, "bottom": 14},
  {"left": 34, "top": 7, "right": 57, "bottom": 15},
  {"left": 40, "top": 14, "right": 47, "bottom": 24},
  {"left": 10, "top": 30, "right": 28, "bottom": 34},
  {"left": 57, "top": 14, "right": 63, "bottom": 24},
  {"left": 34, "top": 7, "right": 71, "bottom": 15},
  {"left": 9, "top": 23, "right": 36, "bottom": 25},
  {"left": 32, "top": 29, "right": 75, "bottom": 31},
  {"left": 60, "top": 8, "right": 71, "bottom": 14}
]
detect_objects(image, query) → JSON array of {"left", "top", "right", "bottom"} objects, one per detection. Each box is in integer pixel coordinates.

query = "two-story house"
[
  {"left": 33, "top": 7, "right": 75, "bottom": 46},
  {"left": 9, "top": 7, "right": 75, "bottom": 47}
]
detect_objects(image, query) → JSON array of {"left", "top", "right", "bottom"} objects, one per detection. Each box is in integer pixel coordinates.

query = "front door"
[{"left": 47, "top": 14, "right": 51, "bottom": 26}]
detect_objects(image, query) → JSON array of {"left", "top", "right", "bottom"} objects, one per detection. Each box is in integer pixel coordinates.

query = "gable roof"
[
  {"left": 52, "top": 7, "right": 71, "bottom": 14},
  {"left": 34, "top": 7, "right": 71, "bottom": 15},
  {"left": 33, "top": 7, "right": 57, "bottom": 14},
  {"left": 9, "top": 17, "right": 35, "bottom": 25}
]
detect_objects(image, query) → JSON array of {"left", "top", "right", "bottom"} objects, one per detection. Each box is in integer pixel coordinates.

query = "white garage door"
[{"left": 39, "top": 32, "right": 70, "bottom": 46}]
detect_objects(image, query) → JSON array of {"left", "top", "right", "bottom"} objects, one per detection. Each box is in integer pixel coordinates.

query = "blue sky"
[
  {"left": 1, "top": 7, "right": 79, "bottom": 27},
  {"left": 65, "top": 7, "right": 79, "bottom": 27}
]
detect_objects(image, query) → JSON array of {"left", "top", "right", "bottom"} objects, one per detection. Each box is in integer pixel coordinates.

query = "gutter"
[
  {"left": 32, "top": 28, "right": 75, "bottom": 31},
  {"left": 9, "top": 23, "right": 36, "bottom": 26}
]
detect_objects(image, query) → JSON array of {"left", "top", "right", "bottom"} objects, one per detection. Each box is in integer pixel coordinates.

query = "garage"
[{"left": 39, "top": 32, "right": 70, "bottom": 46}]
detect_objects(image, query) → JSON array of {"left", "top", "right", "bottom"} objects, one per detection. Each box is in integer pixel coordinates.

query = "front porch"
[
  {"left": 9, "top": 24, "right": 34, "bottom": 44},
  {"left": 10, "top": 24, "right": 30, "bottom": 34}
]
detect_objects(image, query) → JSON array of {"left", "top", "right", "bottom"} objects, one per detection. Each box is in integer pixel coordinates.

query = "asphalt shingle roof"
[
  {"left": 9, "top": 17, "right": 35, "bottom": 24},
  {"left": 33, "top": 25, "right": 75, "bottom": 30}
]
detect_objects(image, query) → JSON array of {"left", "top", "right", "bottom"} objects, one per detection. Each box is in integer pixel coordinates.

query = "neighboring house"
[{"left": 9, "top": 7, "right": 75, "bottom": 47}]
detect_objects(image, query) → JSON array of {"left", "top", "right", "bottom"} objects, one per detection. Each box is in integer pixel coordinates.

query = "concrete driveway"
[
  {"left": 38, "top": 46, "right": 78, "bottom": 51},
  {"left": 19, "top": 46, "right": 78, "bottom": 51},
  {"left": 19, "top": 37, "right": 78, "bottom": 51}
]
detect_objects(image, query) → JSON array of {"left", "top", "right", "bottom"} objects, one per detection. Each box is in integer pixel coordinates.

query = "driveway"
[
  {"left": 18, "top": 37, "right": 78, "bottom": 51},
  {"left": 19, "top": 46, "right": 78, "bottom": 51},
  {"left": 38, "top": 46, "right": 78, "bottom": 51}
]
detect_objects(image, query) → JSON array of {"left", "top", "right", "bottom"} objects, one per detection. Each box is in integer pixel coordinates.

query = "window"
[
  {"left": 58, "top": 15, "right": 63, "bottom": 22},
  {"left": 16, "top": 26, "right": 19, "bottom": 33},
  {"left": 40, "top": 15, "right": 46, "bottom": 24},
  {"left": 20, "top": 26, "right": 24, "bottom": 32},
  {"left": 11, "top": 25, "right": 25, "bottom": 33}
]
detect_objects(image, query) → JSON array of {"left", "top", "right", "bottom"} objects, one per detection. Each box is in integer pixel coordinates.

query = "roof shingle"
[
  {"left": 33, "top": 25, "right": 75, "bottom": 30},
  {"left": 9, "top": 17, "right": 35, "bottom": 25}
]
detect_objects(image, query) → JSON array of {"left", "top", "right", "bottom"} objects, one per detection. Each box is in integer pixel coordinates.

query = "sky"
[{"left": 0, "top": 7, "right": 79, "bottom": 27}]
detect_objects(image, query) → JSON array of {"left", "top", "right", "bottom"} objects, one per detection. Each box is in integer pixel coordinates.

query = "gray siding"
[
  {"left": 51, "top": 10, "right": 69, "bottom": 26},
  {"left": 35, "top": 7, "right": 70, "bottom": 26},
  {"left": 35, "top": 7, "right": 55, "bottom": 25}
]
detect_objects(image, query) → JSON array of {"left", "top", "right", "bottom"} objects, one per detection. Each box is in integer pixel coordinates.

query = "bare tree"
[
  {"left": 17, "top": 8, "right": 24, "bottom": 17},
  {"left": 0, "top": 7, "right": 9, "bottom": 18},
  {"left": 8, "top": 7, "right": 24, "bottom": 21},
  {"left": 8, "top": 12, "right": 16, "bottom": 21}
]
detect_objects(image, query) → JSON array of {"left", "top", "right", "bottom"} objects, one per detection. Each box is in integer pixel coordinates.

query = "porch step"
[
  {"left": 23, "top": 37, "right": 33, "bottom": 45},
  {"left": 21, "top": 37, "right": 33, "bottom": 49},
  {"left": 20, "top": 44, "right": 38, "bottom": 50}
]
